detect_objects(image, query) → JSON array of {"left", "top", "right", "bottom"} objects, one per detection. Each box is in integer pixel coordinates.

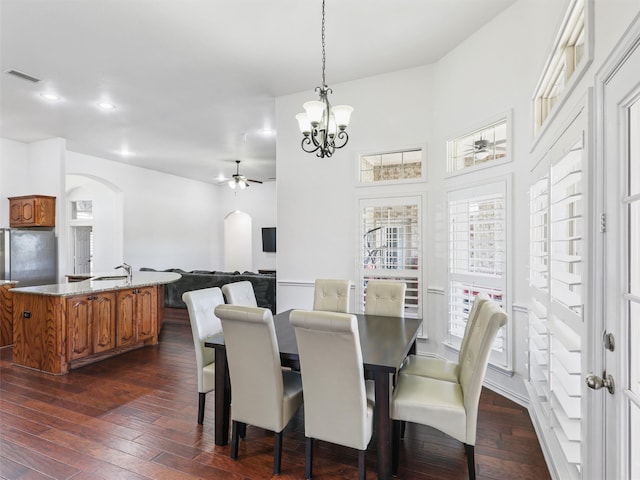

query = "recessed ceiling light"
[
  {"left": 40, "top": 92, "right": 61, "bottom": 101},
  {"left": 98, "top": 102, "right": 116, "bottom": 110}
]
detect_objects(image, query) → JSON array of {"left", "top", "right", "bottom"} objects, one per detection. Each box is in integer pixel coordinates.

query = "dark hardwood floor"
[{"left": 0, "top": 308, "right": 551, "bottom": 480}]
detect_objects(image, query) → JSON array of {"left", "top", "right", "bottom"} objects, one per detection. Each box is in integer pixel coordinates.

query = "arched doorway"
[{"left": 224, "top": 210, "right": 252, "bottom": 272}]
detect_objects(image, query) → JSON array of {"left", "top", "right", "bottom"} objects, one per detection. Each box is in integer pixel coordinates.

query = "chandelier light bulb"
[
  {"left": 303, "top": 100, "right": 325, "bottom": 126},
  {"left": 332, "top": 105, "right": 353, "bottom": 130},
  {"left": 296, "top": 113, "right": 311, "bottom": 136}
]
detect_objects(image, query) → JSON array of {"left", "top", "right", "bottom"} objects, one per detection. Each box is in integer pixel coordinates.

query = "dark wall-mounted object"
[{"left": 261, "top": 227, "right": 276, "bottom": 252}]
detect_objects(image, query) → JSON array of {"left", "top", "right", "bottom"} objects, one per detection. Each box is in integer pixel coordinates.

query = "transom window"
[
  {"left": 71, "top": 200, "right": 93, "bottom": 220},
  {"left": 533, "top": 0, "right": 592, "bottom": 134},
  {"left": 447, "top": 117, "right": 509, "bottom": 174},
  {"left": 359, "top": 148, "right": 425, "bottom": 184}
]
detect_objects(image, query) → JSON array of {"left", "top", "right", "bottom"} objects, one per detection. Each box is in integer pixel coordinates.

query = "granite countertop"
[{"left": 10, "top": 271, "right": 181, "bottom": 297}]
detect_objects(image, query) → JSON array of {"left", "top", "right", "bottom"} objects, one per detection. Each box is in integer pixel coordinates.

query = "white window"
[
  {"left": 533, "top": 0, "right": 592, "bottom": 136},
  {"left": 359, "top": 196, "right": 422, "bottom": 320},
  {"left": 447, "top": 118, "right": 509, "bottom": 174},
  {"left": 528, "top": 127, "right": 585, "bottom": 478},
  {"left": 71, "top": 200, "right": 93, "bottom": 220},
  {"left": 359, "top": 147, "right": 426, "bottom": 185},
  {"left": 447, "top": 179, "right": 510, "bottom": 369}
]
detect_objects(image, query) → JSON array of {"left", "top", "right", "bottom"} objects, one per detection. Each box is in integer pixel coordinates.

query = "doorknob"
[{"left": 586, "top": 372, "right": 615, "bottom": 394}]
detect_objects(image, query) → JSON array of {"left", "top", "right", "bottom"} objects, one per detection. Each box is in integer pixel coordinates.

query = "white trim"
[
  {"left": 531, "top": 0, "right": 594, "bottom": 150},
  {"left": 445, "top": 110, "right": 513, "bottom": 178},
  {"left": 354, "top": 143, "right": 428, "bottom": 187}
]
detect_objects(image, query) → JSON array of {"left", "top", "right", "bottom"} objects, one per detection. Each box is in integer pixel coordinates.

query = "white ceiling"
[{"left": 0, "top": 0, "right": 516, "bottom": 185}]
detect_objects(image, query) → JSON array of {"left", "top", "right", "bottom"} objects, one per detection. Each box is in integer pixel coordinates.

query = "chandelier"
[{"left": 296, "top": 0, "right": 353, "bottom": 158}]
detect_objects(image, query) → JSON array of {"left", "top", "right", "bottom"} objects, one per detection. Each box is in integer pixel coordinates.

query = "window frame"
[
  {"left": 445, "top": 176, "right": 512, "bottom": 371},
  {"left": 356, "top": 144, "right": 427, "bottom": 187},
  {"left": 357, "top": 193, "right": 426, "bottom": 334},
  {"left": 445, "top": 111, "right": 513, "bottom": 178},
  {"left": 531, "top": 0, "right": 593, "bottom": 145}
]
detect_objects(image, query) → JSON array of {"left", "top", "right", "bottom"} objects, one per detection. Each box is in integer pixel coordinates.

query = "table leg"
[
  {"left": 214, "top": 348, "right": 231, "bottom": 445},
  {"left": 374, "top": 370, "right": 391, "bottom": 480}
]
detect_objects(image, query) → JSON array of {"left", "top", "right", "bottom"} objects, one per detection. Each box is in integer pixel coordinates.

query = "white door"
[
  {"left": 597, "top": 19, "right": 640, "bottom": 480},
  {"left": 73, "top": 226, "right": 92, "bottom": 274}
]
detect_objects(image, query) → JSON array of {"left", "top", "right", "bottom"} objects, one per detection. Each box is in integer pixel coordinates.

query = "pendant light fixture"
[{"left": 296, "top": 0, "right": 353, "bottom": 158}]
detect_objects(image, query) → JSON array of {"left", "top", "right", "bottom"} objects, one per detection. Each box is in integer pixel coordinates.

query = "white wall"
[
  {"left": 66, "top": 151, "right": 223, "bottom": 272},
  {"left": 276, "top": 0, "right": 640, "bottom": 405},
  {"left": 219, "top": 180, "right": 277, "bottom": 272},
  {"left": 66, "top": 174, "right": 124, "bottom": 273},
  {"left": 0, "top": 138, "right": 29, "bottom": 227}
]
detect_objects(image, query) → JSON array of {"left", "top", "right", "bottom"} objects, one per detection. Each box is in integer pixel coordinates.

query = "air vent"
[{"left": 5, "top": 69, "right": 41, "bottom": 83}]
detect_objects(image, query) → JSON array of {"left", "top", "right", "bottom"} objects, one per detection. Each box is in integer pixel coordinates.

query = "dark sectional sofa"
[{"left": 141, "top": 268, "right": 276, "bottom": 313}]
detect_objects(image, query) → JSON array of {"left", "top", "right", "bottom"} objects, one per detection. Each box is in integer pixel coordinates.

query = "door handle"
[{"left": 586, "top": 372, "right": 615, "bottom": 394}]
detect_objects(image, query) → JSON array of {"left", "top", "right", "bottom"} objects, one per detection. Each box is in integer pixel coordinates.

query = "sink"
[{"left": 90, "top": 275, "right": 128, "bottom": 281}]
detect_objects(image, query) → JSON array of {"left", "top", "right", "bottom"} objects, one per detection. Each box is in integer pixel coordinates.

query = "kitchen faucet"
[{"left": 115, "top": 262, "right": 133, "bottom": 282}]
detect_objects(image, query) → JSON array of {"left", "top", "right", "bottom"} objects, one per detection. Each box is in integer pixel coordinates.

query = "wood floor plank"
[{"left": 0, "top": 308, "right": 551, "bottom": 480}]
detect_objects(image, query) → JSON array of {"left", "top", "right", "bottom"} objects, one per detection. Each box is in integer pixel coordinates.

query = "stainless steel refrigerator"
[{"left": 0, "top": 228, "right": 57, "bottom": 286}]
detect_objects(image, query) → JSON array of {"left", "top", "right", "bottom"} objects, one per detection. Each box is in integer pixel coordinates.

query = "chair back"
[
  {"left": 182, "top": 287, "right": 225, "bottom": 391},
  {"left": 214, "top": 304, "right": 286, "bottom": 431},
  {"left": 290, "top": 309, "right": 372, "bottom": 451},
  {"left": 222, "top": 280, "right": 258, "bottom": 307},
  {"left": 365, "top": 280, "right": 407, "bottom": 317},
  {"left": 458, "top": 293, "right": 490, "bottom": 363},
  {"left": 458, "top": 301, "right": 508, "bottom": 443},
  {"left": 313, "top": 279, "right": 352, "bottom": 313}
]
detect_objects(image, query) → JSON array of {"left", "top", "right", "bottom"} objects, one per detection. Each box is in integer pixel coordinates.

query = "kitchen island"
[{"left": 10, "top": 271, "right": 180, "bottom": 374}]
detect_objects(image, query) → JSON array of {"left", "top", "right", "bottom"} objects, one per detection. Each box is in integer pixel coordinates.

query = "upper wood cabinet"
[{"left": 9, "top": 195, "right": 56, "bottom": 227}]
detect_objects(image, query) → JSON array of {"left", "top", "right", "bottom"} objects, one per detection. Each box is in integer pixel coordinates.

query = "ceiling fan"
[
  {"left": 461, "top": 137, "right": 507, "bottom": 159},
  {"left": 226, "top": 160, "right": 263, "bottom": 189}
]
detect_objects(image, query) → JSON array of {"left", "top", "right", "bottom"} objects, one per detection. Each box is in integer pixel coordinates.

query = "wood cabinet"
[
  {"left": 12, "top": 293, "right": 67, "bottom": 373},
  {"left": 12, "top": 283, "right": 164, "bottom": 374},
  {"left": 117, "top": 287, "right": 158, "bottom": 346},
  {"left": 67, "top": 293, "right": 116, "bottom": 361},
  {"left": 9, "top": 195, "right": 56, "bottom": 227},
  {"left": 0, "top": 283, "right": 15, "bottom": 347}
]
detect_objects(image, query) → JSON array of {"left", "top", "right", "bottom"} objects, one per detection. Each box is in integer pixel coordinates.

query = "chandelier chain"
[{"left": 321, "top": 0, "right": 326, "bottom": 87}]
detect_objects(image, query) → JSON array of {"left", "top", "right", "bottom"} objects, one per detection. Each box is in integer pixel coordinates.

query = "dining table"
[{"left": 205, "top": 308, "right": 423, "bottom": 480}]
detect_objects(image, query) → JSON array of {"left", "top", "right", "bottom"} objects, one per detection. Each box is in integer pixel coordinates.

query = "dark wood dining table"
[{"left": 205, "top": 308, "right": 422, "bottom": 480}]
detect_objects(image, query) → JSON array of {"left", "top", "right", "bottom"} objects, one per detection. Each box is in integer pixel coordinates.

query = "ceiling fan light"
[
  {"left": 303, "top": 100, "right": 325, "bottom": 126},
  {"left": 296, "top": 112, "right": 311, "bottom": 135},
  {"left": 228, "top": 180, "right": 236, "bottom": 189},
  {"left": 239, "top": 180, "right": 247, "bottom": 189},
  {"left": 332, "top": 105, "right": 353, "bottom": 129}
]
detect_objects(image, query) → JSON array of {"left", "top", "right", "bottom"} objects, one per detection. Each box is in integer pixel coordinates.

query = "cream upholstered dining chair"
[
  {"left": 290, "top": 309, "right": 375, "bottom": 480},
  {"left": 213, "top": 304, "right": 304, "bottom": 475},
  {"left": 364, "top": 280, "right": 406, "bottom": 317},
  {"left": 182, "top": 287, "right": 225, "bottom": 424},
  {"left": 391, "top": 301, "right": 508, "bottom": 480},
  {"left": 221, "top": 280, "right": 258, "bottom": 307},
  {"left": 399, "top": 293, "right": 490, "bottom": 382},
  {"left": 313, "top": 279, "right": 352, "bottom": 313}
]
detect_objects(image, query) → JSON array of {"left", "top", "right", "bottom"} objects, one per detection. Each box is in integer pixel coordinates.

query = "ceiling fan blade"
[{"left": 247, "top": 178, "right": 263, "bottom": 184}]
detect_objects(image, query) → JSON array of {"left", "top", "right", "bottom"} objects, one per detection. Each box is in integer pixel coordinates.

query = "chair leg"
[
  {"left": 197, "top": 392, "right": 206, "bottom": 425},
  {"left": 273, "top": 431, "right": 283, "bottom": 475},
  {"left": 400, "top": 420, "right": 406, "bottom": 439},
  {"left": 231, "top": 421, "right": 241, "bottom": 459},
  {"left": 392, "top": 420, "right": 401, "bottom": 475},
  {"left": 305, "top": 437, "right": 313, "bottom": 479},
  {"left": 464, "top": 443, "right": 476, "bottom": 480},
  {"left": 358, "top": 449, "right": 366, "bottom": 480},
  {"left": 239, "top": 422, "right": 247, "bottom": 439}
]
